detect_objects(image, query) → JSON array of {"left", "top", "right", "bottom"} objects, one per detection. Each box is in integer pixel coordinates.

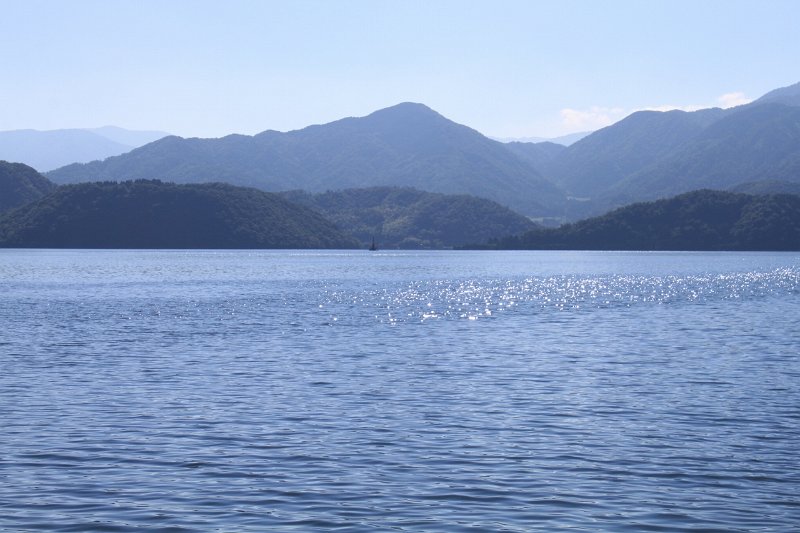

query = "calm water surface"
[{"left": 1, "top": 250, "right": 799, "bottom": 531}]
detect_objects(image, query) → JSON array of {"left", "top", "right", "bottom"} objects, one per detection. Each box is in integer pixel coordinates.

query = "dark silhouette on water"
[{"left": 369, "top": 237, "right": 378, "bottom": 251}]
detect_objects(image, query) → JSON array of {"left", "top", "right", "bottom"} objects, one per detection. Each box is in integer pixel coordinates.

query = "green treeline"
[
  {"left": 481, "top": 190, "right": 800, "bottom": 251},
  {"left": 280, "top": 187, "right": 537, "bottom": 249},
  {"left": 0, "top": 180, "right": 359, "bottom": 249},
  {"left": 0, "top": 160, "right": 56, "bottom": 213}
]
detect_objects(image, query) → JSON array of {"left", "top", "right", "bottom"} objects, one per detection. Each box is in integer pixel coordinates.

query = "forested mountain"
[
  {"left": 0, "top": 161, "right": 56, "bottom": 213},
  {"left": 543, "top": 108, "right": 728, "bottom": 197},
  {"left": 525, "top": 81, "right": 800, "bottom": 218},
  {"left": 0, "top": 127, "right": 169, "bottom": 172},
  {"left": 483, "top": 190, "right": 800, "bottom": 251},
  {"left": 608, "top": 103, "right": 800, "bottom": 204},
  {"left": 280, "top": 187, "right": 537, "bottom": 249},
  {"left": 0, "top": 180, "right": 358, "bottom": 249},
  {"left": 47, "top": 103, "right": 566, "bottom": 217}
]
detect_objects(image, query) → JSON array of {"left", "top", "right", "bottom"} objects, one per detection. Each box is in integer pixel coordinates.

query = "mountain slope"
[
  {"left": 0, "top": 180, "right": 358, "bottom": 249},
  {"left": 610, "top": 103, "right": 800, "bottom": 203},
  {"left": 544, "top": 107, "right": 728, "bottom": 197},
  {"left": 47, "top": 103, "right": 566, "bottom": 216},
  {"left": 752, "top": 81, "right": 800, "bottom": 107},
  {"left": 0, "top": 160, "right": 56, "bottom": 213},
  {"left": 530, "top": 81, "right": 800, "bottom": 218},
  {"left": 485, "top": 190, "right": 800, "bottom": 251},
  {"left": 281, "top": 187, "right": 538, "bottom": 249}
]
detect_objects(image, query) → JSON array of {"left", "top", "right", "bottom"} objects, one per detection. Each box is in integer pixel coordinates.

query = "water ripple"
[{"left": 1, "top": 251, "right": 799, "bottom": 531}]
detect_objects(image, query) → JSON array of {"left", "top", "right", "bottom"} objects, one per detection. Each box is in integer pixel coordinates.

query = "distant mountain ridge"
[
  {"left": 0, "top": 127, "right": 169, "bottom": 172},
  {"left": 493, "top": 131, "right": 592, "bottom": 146},
  {"left": 86, "top": 126, "right": 170, "bottom": 148},
  {"left": 47, "top": 103, "right": 565, "bottom": 217}
]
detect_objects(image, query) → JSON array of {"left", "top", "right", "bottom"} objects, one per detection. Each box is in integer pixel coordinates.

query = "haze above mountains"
[{"left": 4, "top": 80, "right": 800, "bottom": 227}]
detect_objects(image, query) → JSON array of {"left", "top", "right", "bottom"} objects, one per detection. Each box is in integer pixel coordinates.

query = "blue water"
[{"left": 1, "top": 250, "right": 799, "bottom": 532}]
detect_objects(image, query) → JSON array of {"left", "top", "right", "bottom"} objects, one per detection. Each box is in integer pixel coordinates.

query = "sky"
[{"left": 1, "top": 0, "right": 798, "bottom": 139}]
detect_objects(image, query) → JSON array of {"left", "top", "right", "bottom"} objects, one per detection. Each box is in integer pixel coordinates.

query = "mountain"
[
  {"left": 0, "top": 160, "right": 56, "bottom": 213},
  {"left": 482, "top": 190, "right": 800, "bottom": 251},
  {"left": 0, "top": 127, "right": 170, "bottom": 172},
  {"left": 608, "top": 103, "right": 800, "bottom": 204},
  {"left": 36, "top": 81, "right": 800, "bottom": 222},
  {"left": 47, "top": 103, "right": 566, "bottom": 217},
  {"left": 280, "top": 187, "right": 538, "bottom": 249},
  {"left": 544, "top": 107, "right": 728, "bottom": 197},
  {"left": 533, "top": 81, "right": 800, "bottom": 218},
  {"left": 0, "top": 180, "right": 358, "bottom": 249},
  {"left": 753, "top": 81, "right": 800, "bottom": 107}
]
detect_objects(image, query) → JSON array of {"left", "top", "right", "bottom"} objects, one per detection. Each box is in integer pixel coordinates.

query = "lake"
[{"left": 2, "top": 249, "right": 799, "bottom": 531}]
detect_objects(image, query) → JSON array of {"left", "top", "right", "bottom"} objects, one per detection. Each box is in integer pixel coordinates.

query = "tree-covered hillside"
[
  {"left": 281, "top": 187, "right": 537, "bottom": 249},
  {"left": 483, "top": 190, "right": 800, "bottom": 251},
  {"left": 0, "top": 160, "right": 56, "bottom": 213},
  {"left": 0, "top": 180, "right": 359, "bottom": 249}
]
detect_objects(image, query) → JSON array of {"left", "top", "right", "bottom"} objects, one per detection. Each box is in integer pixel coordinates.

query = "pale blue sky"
[{"left": 2, "top": 0, "right": 798, "bottom": 138}]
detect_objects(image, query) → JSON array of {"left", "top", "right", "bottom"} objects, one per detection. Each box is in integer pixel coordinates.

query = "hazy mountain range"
[
  {"left": 47, "top": 103, "right": 566, "bottom": 217},
  {"left": 0, "top": 126, "right": 169, "bottom": 172},
  {"left": 25, "top": 80, "right": 800, "bottom": 222}
]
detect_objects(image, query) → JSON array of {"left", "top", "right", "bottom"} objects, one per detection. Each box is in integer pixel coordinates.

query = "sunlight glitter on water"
[{"left": 317, "top": 267, "right": 800, "bottom": 325}]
